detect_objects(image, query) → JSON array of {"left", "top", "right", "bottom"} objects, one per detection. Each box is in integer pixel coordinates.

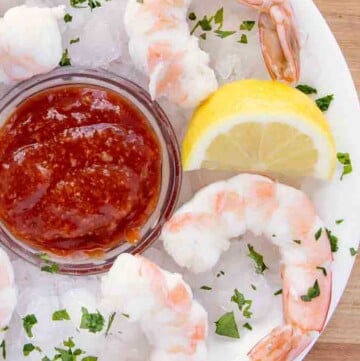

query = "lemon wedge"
[{"left": 182, "top": 80, "right": 336, "bottom": 179}]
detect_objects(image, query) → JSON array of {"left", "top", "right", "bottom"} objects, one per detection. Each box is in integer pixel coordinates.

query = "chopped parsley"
[
  {"left": 214, "top": 30, "right": 236, "bottom": 39},
  {"left": 1, "top": 327, "right": 8, "bottom": 332},
  {"left": 315, "top": 94, "right": 334, "bottom": 112},
  {"left": 296, "top": 84, "right": 317, "bottom": 94},
  {"left": 293, "top": 240, "right": 302, "bottom": 245},
  {"left": 316, "top": 266, "right": 328, "bottom": 277},
  {"left": 247, "top": 244, "right": 268, "bottom": 274},
  {"left": 274, "top": 289, "right": 283, "bottom": 296},
  {"left": 188, "top": 12, "right": 197, "bottom": 21},
  {"left": 250, "top": 284, "right": 257, "bottom": 291},
  {"left": 240, "top": 20, "right": 256, "bottom": 31},
  {"left": 52, "top": 309, "right": 71, "bottom": 321},
  {"left": 315, "top": 228, "right": 322, "bottom": 240},
  {"left": 301, "top": 280, "right": 320, "bottom": 302},
  {"left": 23, "top": 343, "right": 41, "bottom": 356},
  {"left": 70, "top": 37, "right": 80, "bottom": 44},
  {"left": 121, "top": 313, "right": 130, "bottom": 319},
  {"left": 214, "top": 7, "right": 224, "bottom": 26},
  {"left": 216, "top": 270, "right": 225, "bottom": 278},
  {"left": 242, "top": 322, "right": 252, "bottom": 331},
  {"left": 22, "top": 314, "right": 37, "bottom": 338},
  {"left": 70, "top": 0, "right": 102, "bottom": 10},
  {"left": 215, "top": 312, "right": 240, "bottom": 339},
  {"left": 336, "top": 219, "right": 344, "bottom": 225},
  {"left": 105, "top": 312, "right": 116, "bottom": 337},
  {"left": 238, "top": 34, "right": 248, "bottom": 44},
  {"left": 64, "top": 13, "right": 73, "bottom": 23},
  {"left": 80, "top": 307, "right": 105, "bottom": 333},
  {"left": 350, "top": 247, "right": 358, "bottom": 257},
  {"left": 42, "top": 357, "right": 51, "bottom": 361},
  {"left": 0, "top": 340, "right": 5, "bottom": 359},
  {"left": 231, "top": 289, "right": 252, "bottom": 318},
  {"left": 59, "top": 49, "right": 71, "bottom": 67},
  {"left": 200, "top": 286, "right": 212, "bottom": 291},
  {"left": 325, "top": 228, "right": 339, "bottom": 253},
  {"left": 337, "top": 152, "right": 352, "bottom": 180},
  {"left": 37, "top": 253, "right": 50, "bottom": 262},
  {"left": 41, "top": 263, "right": 59, "bottom": 273},
  {"left": 82, "top": 357, "right": 98, "bottom": 361}
]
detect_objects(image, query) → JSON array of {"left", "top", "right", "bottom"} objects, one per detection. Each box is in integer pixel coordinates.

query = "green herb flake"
[
  {"left": 240, "top": 20, "right": 255, "bottom": 31},
  {"left": 105, "top": 312, "right": 116, "bottom": 337},
  {"left": 242, "top": 322, "right": 252, "bottom": 331},
  {"left": 1, "top": 326, "right": 8, "bottom": 332},
  {"left": 200, "top": 286, "right": 212, "bottom": 291},
  {"left": 200, "top": 33, "right": 207, "bottom": 40},
  {"left": 216, "top": 270, "right": 225, "bottom": 278},
  {"left": 293, "top": 240, "right": 302, "bottom": 245},
  {"left": 88, "top": 0, "right": 102, "bottom": 10},
  {"left": 63, "top": 337, "right": 75, "bottom": 348},
  {"left": 70, "top": 37, "right": 80, "bottom": 44},
  {"left": 42, "top": 357, "right": 51, "bottom": 361},
  {"left": 0, "top": 340, "right": 6, "bottom": 359},
  {"left": 325, "top": 228, "right": 339, "bottom": 253},
  {"left": 82, "top": 357, "right": 98, "bottom": 361},
  {"left": 41, "top": 263, "right": 59, "bottom": 273},
  {"left": 214, "top": 8, "right": 224, "bottom": 27},
  {"left": 37, "top": 253, "right": 50, "bottom": 262},
  {"left": 64, "top": 13, "right": 73, "bottom": 23},
  {"left": 315, "top": 94, "right": 334, "bottom": 112},
  {"left": 59, "top": 49, "right": 71, "bottom": 67},
  {"left": 337, "top": 152, "right": 352, "bottom": 180},
  {"left": 188, "top": 12, "right": 197, "bottom": 21},
  {"left": 315, "top": 228, "right": 322, "bottom": 241},
  {"left": 231, "top": 289, "right": 252, "bottom": 318},
  {"left": 70, "top": 0, "right": 87, "bottom": 8},
  {"left": 121, "top": 313, "right": 130, "bottom": 319},
  {"left": 250, "top": 284, "right": 257, "bottom": 291},
  {"left": 215, "top": 312, "right": 240, "bottom": 339},
  {"left": 238, "top": 34, "right": 248, "bottom": 44},
  {"left": 316, "top": 266, "right": 328, "bottom": 277},
  {"left": 247, "top": 244, "right": 268, "bottom": 274},
  {"left": 350, "top": 247, "right": 358, "bottom": 257},
  {"left": 300, "top": 280, "right": 320, "bottom": 302},
  {"left": 214, "top": 30, "right": 236, "bottom": 39},
  {"left": 336, "top": 219, "right": 344, "bottom": 225},
  {"left": 296, "top": 84, "right": 317, "bottom": 94},
  {"left": 52, "top": 309, "right": 70, "bottom": 321},
  {"left": 22, "top": 314, "right": 37, "bottom": 338},
  {"left": 274, "top": 289, "right": 283, "bottom": 296},
  {"left": 23, "top": 343, "right": 41, "bottom": 356},
  {"left": 80, "top": 307, "right": 105, "bottom": 333}
]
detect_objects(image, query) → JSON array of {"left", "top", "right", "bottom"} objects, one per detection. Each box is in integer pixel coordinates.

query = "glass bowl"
[{"left": 0, "top": 67, "right": 182, "bottom": 275}]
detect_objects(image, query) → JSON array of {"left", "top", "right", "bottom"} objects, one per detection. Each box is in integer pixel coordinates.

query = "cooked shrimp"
[
  {"left": 161, "top": 174, "right": 332, "bottom": 360},
  {"left": 101, "top": 253, "right": 208, "bottom": 361},
  {"left": 238, "top": 0, "right": 300, "bottom": 83},
  {"left": 0, "top": 5, "right": 64, "bottom": 84},
  {"left": 0, "top": 247, "right": 17, "bottom": 341},
  {"left": 124, "top": 0, "right": 218, "bottom": 108}
]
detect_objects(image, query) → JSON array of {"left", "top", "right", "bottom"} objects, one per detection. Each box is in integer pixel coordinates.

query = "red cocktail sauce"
[{"left": 0, "top": 85, "right": 162, "bottom": 256}]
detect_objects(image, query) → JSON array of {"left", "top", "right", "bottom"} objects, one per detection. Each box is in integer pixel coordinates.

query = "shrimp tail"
[{"left": 248, "top": 325, "right": 314, "bottom": 361}]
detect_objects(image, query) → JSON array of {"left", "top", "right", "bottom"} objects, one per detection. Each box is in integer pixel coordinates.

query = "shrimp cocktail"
[{"left": 0, "top": 1, "right": 358, "bottom": 361}]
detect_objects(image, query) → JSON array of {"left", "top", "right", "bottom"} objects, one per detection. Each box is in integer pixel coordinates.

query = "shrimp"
[
  {"left": 101, "top": 253, "right": 208, "bottom": 361},
  {"left": 124, "top": 0, "right": 218, "bottom": 108},
  {"left": 0, "top": 5, "right": 64, "bottom": 84},
  {"left": 238, "top": 0, "right": 300, "bottom": 83},
  {"left": 0, "top": 247, "right": 17, "bottom": 342},
  {"left": 161, "top": 174, "right": 332, "bottom": 360}
]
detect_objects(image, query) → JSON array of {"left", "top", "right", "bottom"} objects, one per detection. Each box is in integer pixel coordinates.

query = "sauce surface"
[{"left": 0, "top": 85, "right": 162, "bottom": 255}]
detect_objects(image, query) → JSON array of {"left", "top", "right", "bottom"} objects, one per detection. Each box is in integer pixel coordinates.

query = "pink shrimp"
[
  {"left": 101, "top": 253, "right": 208, "bottom": 361},
  {"left": 161, "top": 174, "right": 332, "bottom": 360},
  {"left": 0, "top": 247, "right": 17, "bottom": 342},
  {"left": 238, "top": 0, "right": 300, "bottom": 83}
]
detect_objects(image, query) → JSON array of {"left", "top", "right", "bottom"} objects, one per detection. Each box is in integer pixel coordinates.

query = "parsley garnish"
[
  {"left": 296, "top": 84, "right": 317, "bottom": 94},
  {"left": 274, "top": 289, "right": 283, "bottom": 296},
  {"left": 325, "top": 228, "right": 339, "bottom": 252},
  {"left": 200, "top": 286, "right": 212, "bottom": 290},
  {"left": 247, "top": 244, "right": 268, "bottom": 274},
  {"left": 293, "top": 240, "right": 302, "bottom": 245},
  {"left": 22, "top": 314, "right": 37, "bottom": 338},
  {"left": 64, "top": 13, "right": 73, "bottom": 23},
  {"left": 301, "top": 280, "right": 320, "bottom": 302},
  {"left": 105, "top": 312, "right": 116, "bottom": 337},
  {"left": 250, "top": 284, "right": 257, "bottom": 291},
  {"left": 0, "top": 340, "right": 6, "bottom": 359},
  {"left": 238, "top": 34, "right": 248, "bottom": 44},
  {"left": 315, "top": 94, "right": 334, "bottom": 112},
  {"left": 42, "top": 357, "right": 51, "bottom": 361},
  {"left": 70, "top": 0, "right": 102, "bottom": 10},
  {"left": 216, "top": 270, "right": 225, "bottom": 278},
  {"left": 350, "top": 247, "right": 358, "bottom": 257},
  {"left": 337, "top": 152, "right": 352, "bottom": 180},
  {"left": 80, "top": 307, "right": 105, "bottom": 333},
  {"left": 242, "top": 322, "right": 252, "bottom": 331},
  {"left": 41, "top": 263, "right": 59, "bottom": 273},
  {"left": 214, "top": 30, "right": 236, "bottom": 39},
  {"left": 315, "top": 228, "right": 322, "bottom": 240},
  {"left": 240, "top": 20, "right": 255, "bottom": 31},
  {"left": 121, "top": 313, "right": 130, "bottom": 319},
  {"left": 70, "top": 37, "right": 80, "bottom": 44},
  {"left": 1, "top": 327, "right": 8, "bottom": 332},
  {"left": 52, "top": 309, "right": 70, "bottom": 321},
  {"left": 23, "top": 343, "right": 41, "bottom": 356},
  {"left": 37, "top": 253, "right": 50, "bottom": 262},
  {"left": 316, "top": 266, "right": 328, "bottom": 276},
  {"left": 188, "top": 12, "right": 196, "bottom": 21},
  {"left": 231, "top": 289, "right": 252, "bottom": 318},
  {"left": 215, "top": 312, "right": 240, "bottom": 339},
  {"left": 82, "top": 357, "right": 98, "bottom": 361},
  {"left": 336, "top": 219, "right": 344, "bottom": 225},
  {"left": 59, "top": 49, "right": 71, "bottom": 67}
]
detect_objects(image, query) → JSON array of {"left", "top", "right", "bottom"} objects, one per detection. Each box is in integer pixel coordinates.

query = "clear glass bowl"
[{"left": 0, "top": 68, "right": 182, "bottom": 275}]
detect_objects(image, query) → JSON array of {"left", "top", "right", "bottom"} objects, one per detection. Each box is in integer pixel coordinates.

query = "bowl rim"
[{"left": 0, "top": 67, "right": 182, "bottom": 275}]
